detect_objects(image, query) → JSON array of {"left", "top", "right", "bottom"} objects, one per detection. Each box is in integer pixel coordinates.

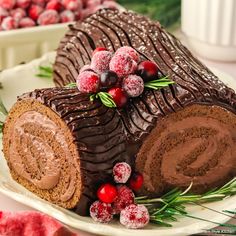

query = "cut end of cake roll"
[
  {"left": 3, "top": 98, "right": 82, "bottom": 209},
  {"left": 136, "top": 104, "right": 236, "bottom": 197}
]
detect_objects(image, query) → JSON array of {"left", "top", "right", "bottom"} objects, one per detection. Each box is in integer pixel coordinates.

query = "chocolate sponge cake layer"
[{"left": 3, "top": 88, "right": 131, "bottom": 215}]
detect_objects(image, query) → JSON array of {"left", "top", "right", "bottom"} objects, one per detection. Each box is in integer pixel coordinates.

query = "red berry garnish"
[
  {"left": 120, "top": 204, "right": 149, "bottom": 229},
  {"left": 92, "top": 47, "right": 108, "bottom": 56},
  {"left": 90, "top": 201, "right": 113, "bottom": 223},
  {"left": 137, "top": 61, "right": 159, "bottom": 82},
  {"left": 16, "top": 0, "right": 30, "bottom": 8},
  {"left": 115, "top": 46, "right": 140, "bottom": 63},
  {"left": 91, "top": 51, "right": 113, "bottom": 74},
  {"left": 19, "top": 17, "right": 35, "bottom": 28},
  {"left": 37, "top": 9, "right": 59, "bottom": 26},
  {"left": 60, "top": 10, "right": 75, "bottom": 23},
  {"left": 97, "top": 183, "right": 118, "bottom": 204},
  {"left": 28, "top": 4, "right": 43, "bottom": 21},
  {"left": 108, "top": 87, "right": 128, "bottom": 108},
  {"left": 46, "top": 0, "right": 61, "bottom": 11},
  {"left": 0, "top": 211, "right": 2, "bottom": 219},
  {"left": 10, "top": 8, "right": 26, "bottom": 20},
  {"left": 0, "top": 0, "right": 16, "bottom": 10},
  {"left": 113, "top": 162, "right": 131, "bottom": 184},
  {"left": 100, "top": 70, "right": 118, "bottom": 89},
  {"left": 31, "top": 0, "right": 45, "bottom": 6},
  {"left": 77, "top": 71, "right": 100, "bottom": 93},
  {"left": 122, "top": 74, "right": 144, "bottom": 97},
  {"left": 79, "top": 64, "right": 93, "bottom": 73},
  {"left": 129, "top": 172, "right": 144, "bottom": 191},
  {"left": 109, "top": 53, "right": 137, "bottom": 78},
  {"left": 113, "top": 185, "right": 134, "bottom": 214},
  {"left": 0, "top": 7, "right": 9, "bottom": 23},
  {"left": 61, "top": 0, "right": 82, "bottom": 11},
  {"left": 1, "top": 16, "right": 17, "bottom": 30}
]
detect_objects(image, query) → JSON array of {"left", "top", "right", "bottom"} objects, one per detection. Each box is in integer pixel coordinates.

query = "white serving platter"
[{"left": 0, "top": 53, "right": 236, "bottom": 236}]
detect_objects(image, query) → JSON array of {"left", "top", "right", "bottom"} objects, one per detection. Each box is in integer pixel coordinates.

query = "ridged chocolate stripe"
[
  {"left": 19, "top": 88, "right": 131, "bottom": 215},
  {"left": 53, "top": 9, "right": 236, "bottom": 143}
]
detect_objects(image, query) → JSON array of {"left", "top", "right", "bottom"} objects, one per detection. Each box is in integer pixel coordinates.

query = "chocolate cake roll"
[
  {"left": 3, "top": 88, "right": 131, "bottom": 215},
  {"left": 3, "top": 9, "right": 236, "bottom": 216},
  {"left": 52, "top": 9, "right": 236, "bottom": 195}
]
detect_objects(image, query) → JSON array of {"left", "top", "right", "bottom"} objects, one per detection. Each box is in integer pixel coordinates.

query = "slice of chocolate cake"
[{"left": 2, "top": 9, "right": 236, "bottom": 217}]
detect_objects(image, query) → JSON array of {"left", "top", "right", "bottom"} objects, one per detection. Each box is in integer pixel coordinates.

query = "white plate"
[{"left": 0, "top": 53, "right": 236, "bottom": 236}]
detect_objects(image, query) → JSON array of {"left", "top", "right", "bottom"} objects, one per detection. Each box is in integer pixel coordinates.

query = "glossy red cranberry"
[
  {"left": 108, "top": 87, "right": 128, "bottom": 108},
  {"left": 92, "top": 47, "right": 108, "bottom": 56},
  {"left": 129, "top": 172, "right": 144, "bottom": 191},
  {"left": 100, "top": 70, "right": 118, "bottom": 89},
  {"left": 97, "top": 183, "right": 118, "bottom": 204},
  {"left": 137, "top": 61, "right": 159, "bottom": 82}
]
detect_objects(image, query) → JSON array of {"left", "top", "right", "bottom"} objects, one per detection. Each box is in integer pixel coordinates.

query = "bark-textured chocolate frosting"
[{"left": 3, "top": 9, "right": 236, "bottom": 216}]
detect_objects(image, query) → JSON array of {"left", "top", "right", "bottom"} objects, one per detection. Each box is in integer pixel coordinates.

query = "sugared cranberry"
[
  {"left": 129, "top": 172, "right": 144, "bottom": 191},
  {"left": 1, "top": 16, "right": 17, "bottom": 30},
  {"left": 77, "top": 71, "right": 100, "bottom": 93},
  {"left": 10, "top": 8, "right": 26, "bottom": 20},
  {"left": 37, "top": 9, "right": 59, "bottom": 25},
  {"left": 0, "top": 211, "right": 2, "bottom": 219},
  {"left": 0, "top": 0, "right": 15, "bottom": 10},
  {"left": 60, "top": 10, "right": 75, "bottom": 23},
  {"left": 137, "top": 61, "right": 159, "bottom": 82},
  {"left": 28, "top": 5, "right": 43, "bottom": 21},
  {"left": 108, "top": 87, "right": 127, "bottom": 108},
  {"left": 113, "top": 185, "right": 134, "bottom": 214},
  {"left": 109, "top": 53, "right": 137, "bottom": 78},
  {"left": 79, "top": 64, "right": 93, "bottom": 73},
  {"left": 0, "top": 7, "right": 9, "bottom": 23},
  {"left": 97, "top": 183, "right": 117, "bottom": 204},
  {"left": 115, "top": 46, "right": 140, "bottom": 63},
  {"left": 91, "top": 51, "right": 113, "bottom": 74},
  {"left": 123, "top": 75, "right": 144, "bottom": 97},
  {"left": 120, "top": 204, "right": 149, "bottom": 229},
  {"left": 32, "top": 0, "right": 45, "bottom": 6},
  {"left": 16, "top": 0, "right": 30, "bottom": 8},
  {"left": 90, "top": 201, "right": 113, "bottom": 223},
  {"left": 113, "top": 162, "right": 131, "bottom": 184},
  {"left": 46, "top": 0, "right": 61, "bottom": 11},
  {"left": 19, "top": 17, "right": 35, "bottom": 28},
  {"left": 86, "top": 0, "right": 101, "bottom": 8},
  {"left": 100, "top": 70, "right": 118, "bottom": 89},
  {"left": 62, "top": 0, "right": 82, "bottom": 11},
  {"left": 92, "top": 47, "right": 107, "bottom": 56}
]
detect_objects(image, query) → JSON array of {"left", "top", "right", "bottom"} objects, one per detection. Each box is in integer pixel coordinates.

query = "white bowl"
[{"left": 0, "top": 23, "right": 70, "bottom": 70}]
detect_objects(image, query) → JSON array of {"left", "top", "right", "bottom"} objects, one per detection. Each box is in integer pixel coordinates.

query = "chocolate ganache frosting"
[{"left": 3, "top": 9, "right": 236, "bottom": 216}]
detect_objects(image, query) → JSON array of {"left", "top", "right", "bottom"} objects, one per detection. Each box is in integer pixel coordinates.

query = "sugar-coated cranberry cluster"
[
  {"left": 77, "top": 46, "right": 160, "bottom": 108},
  {"left": 0, "top": 0, "right": 119, "bottom": 30},
  {"left": 89, "top": 162, "right": 150, "bottom": 229}
]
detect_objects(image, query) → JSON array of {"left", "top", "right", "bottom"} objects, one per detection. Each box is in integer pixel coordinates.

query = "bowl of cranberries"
[{"left": 0, "top": 0, "right": 123, "bottom": 69}]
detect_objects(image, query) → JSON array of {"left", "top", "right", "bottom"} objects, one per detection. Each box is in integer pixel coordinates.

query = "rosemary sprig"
[
  {"left": 144, "top": 76, "right": 175, "bottom": 90},
  {"left": 90, "top": 92, "right": 117, "bottom": 108},
  {"left": 36, "top": 65, "right": 53, "bottom": 79},
  {"left": 65, "top": 82, "right": 77, "bottom": 88},
  {"left": 136, "top": 177, "right": 236, "bottom": 227}
]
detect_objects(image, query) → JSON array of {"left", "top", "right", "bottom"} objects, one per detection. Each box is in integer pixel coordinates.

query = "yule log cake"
[{"left": 3, "top": 9, "right": 236, "bottom": 217}]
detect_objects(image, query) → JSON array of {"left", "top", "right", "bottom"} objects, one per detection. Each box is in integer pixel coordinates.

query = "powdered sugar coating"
[
  {"left": 60, "top": 9, "right": 75, "bottom": 23},
  {"left": 37, "top": 9, "right": 59, "bottom": 25},
  {"left": 1, "top": 16, "right": 17, "bottom": 30},
  {"left": 115, "top": 46, "right": 140, "bottom": 63},
  {"left": 61, "top": 0, "right": 82, "bottom": 11},
  {"left": 123, "top": 74, "right": 144, "bottom": 97},
  {"left": 10, "top": 8, "right": 26, "bottom": 20},
  {"left": 109, "top": 53, "right": 137, "bottom": 78},
  {"left": 19, "top": 17, "right": 35, "bottom": 28},
  {"left": 0, "top": 7, "right": 9, "bottom": 23},
  {"left": 0, "top": 0, "right": 16, "bottom": 10},
  {"left": 90, "top": 201, "right": 113, "bottom": 223},
  {"left": 112, "top": 185, "right": 134, "bottom": 214},
  {"left": 120, "top": 204, "right": 150, "bottom": 229},
  {"left": 77, "top": 71, "right": 100, "bottom": 93},
  {"left": 113, "top": 162, "right": 131, "bottom": 183},
  {"left": 91, "top": 51, "right": 113, "bottom": 75},
  {"left": 15, "top": 0, "right": 30, "bottom": 8}
]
